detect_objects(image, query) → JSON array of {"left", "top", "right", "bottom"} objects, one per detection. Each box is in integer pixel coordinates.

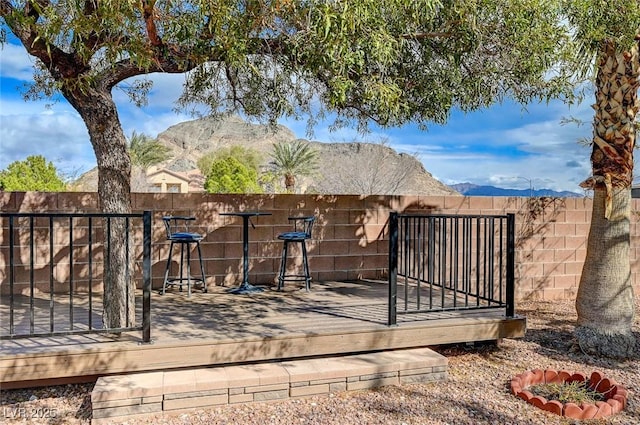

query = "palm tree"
[
  {"left": 269, "top": 140, "right": 319, "bottom": 193},
  {"left": 563, "top": 4, "right": 640, "bottom": 358},
  {"left": 574, "top": 40, "right": 638, "bottom": 359},
  {"left": 128, "top": 131, "right": 171, "bottom": 169}
]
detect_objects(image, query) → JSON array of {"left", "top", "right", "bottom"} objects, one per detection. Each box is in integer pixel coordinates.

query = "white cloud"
[
  {"left": 119, "top": 108, "right": 194, "bottom": 139},
  {"left": 376, "top": 99, "right": 597, "bottom": 193},
  {"left": 416, "top": 136, "right": 593, "bottom": 193},
  {"left": 113, "top": 73, "right": 210, "bottom": 139},
  {"left": 419, "top": 148, "right": 591, "bottom": 193},
  {"left": 0, "top": 101, "right": 94, "bottom": 173},
  {"left": 112, "top": 73, "right": 190, "bottom": 111},
  {"left": 0, "top": 43, "right": 39, "bottom": 81},
  {"left": 145, "top": 73, "right": 190, "bottom": 109}
]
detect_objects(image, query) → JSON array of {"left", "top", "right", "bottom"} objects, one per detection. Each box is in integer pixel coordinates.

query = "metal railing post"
[
  {"left": 388, "top": 211, "right": 398, "bottom": 326},
  {"left": 142, "top": 210, "right": 152, "bottom": 343},
  {"left": 9, "top": 215, "right": 15, "bottom": 335},
  {"left": 506, "top": 213, "right": 516, "bottom": 317}
]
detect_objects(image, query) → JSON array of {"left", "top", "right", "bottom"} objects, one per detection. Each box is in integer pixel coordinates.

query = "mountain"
[
  {"left": 74, "top": 115, "right": 459, "bottom": 196},
  {"left": 153, "top": 115, "right": 460, "bottom": 196},
  {"left": 450, "top": 183, "right": 583, "bottom": 198}
]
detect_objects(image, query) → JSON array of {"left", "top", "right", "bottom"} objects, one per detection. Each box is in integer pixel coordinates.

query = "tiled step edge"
[{"left": 91, "top": 347, "right": 448, "bottom": 424}]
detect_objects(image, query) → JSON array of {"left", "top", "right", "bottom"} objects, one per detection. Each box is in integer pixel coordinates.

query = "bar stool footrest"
[
  {"left": 162, "top": 277, "right": 207, "bottom": 293},
  {"left": 279, "top": 275, "right": 312, "bottom": 281}
]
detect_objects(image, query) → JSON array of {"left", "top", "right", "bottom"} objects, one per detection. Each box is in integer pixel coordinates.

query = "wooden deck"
[{"left": 0, "top": 280, "right": 525, "bottom": 388}]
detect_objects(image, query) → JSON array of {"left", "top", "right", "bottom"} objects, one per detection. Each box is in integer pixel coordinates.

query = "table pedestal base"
[{"left": 227, "top": 282, "right": 264, "bottom": 294}]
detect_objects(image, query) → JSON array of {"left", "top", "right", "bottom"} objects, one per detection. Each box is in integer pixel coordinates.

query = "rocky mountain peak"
[
  {"left": 76, "top": 115, "right": 459, "bottom": 196},
  {"left": 159, "top": 114, "right": 294, "bottom": 151},
  {"left": 154, "top": 116, "right": 458, "bottom": 196}
]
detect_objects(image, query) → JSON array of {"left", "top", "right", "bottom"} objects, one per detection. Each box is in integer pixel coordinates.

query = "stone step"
[{"left": 91, "top": 347, "right": 448, "bottom": 424}]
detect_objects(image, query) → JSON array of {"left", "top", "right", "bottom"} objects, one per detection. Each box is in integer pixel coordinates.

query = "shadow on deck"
[{"left": 0, "top": 280, "right": 525, "bottom": 388}]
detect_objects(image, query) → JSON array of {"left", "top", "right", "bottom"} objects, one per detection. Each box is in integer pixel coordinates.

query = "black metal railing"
[
  {"left": 388, "top": 212, "right": 515, "bottom": 325},
  {"left": 0, "top": 211, "right": 151, "bottom": 342}
]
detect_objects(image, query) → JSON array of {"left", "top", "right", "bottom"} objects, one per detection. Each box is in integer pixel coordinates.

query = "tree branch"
[
  {"left": 79, "top": 0, "right": 102, "bottom": 50},
  {"left": 141, "top": 0, "right": 162, "bottom": 47},
  {"left": 25, "top": 0, "right": 50, "bottom": 19},
  {"left": 0, "top": 0, "right": 11, "bottom": 16},
  {"left": 2, "top": 0, "right": 88, "bottom": 81}
]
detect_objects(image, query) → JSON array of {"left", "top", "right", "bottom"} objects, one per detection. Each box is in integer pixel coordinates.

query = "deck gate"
[{"left": 388, "top": 212, "right": 515, "bottom": 325}]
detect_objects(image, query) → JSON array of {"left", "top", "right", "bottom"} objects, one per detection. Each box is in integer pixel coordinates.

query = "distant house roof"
[
  {"left": 146, "top": 167, "right": 190, "bottom": 182},
  {"left": 145, "top": 167, "right": 192, "bottom": 193}
]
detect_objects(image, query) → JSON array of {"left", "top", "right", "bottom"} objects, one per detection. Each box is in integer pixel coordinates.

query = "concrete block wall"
[{"left": 1, "top": 191, "right": 639, "bottom": 301}]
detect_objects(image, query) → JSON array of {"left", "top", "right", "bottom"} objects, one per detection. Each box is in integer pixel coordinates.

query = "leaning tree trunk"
[
  {"left": 576, "top": 40, "right": 638, "bottom": 359},
  {"left": 64, "top": 86, "right": 135, "bottom": 330}
]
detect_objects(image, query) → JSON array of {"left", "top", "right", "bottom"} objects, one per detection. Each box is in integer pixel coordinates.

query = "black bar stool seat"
[
  {"left": 161, "top": 216, "right": 207, "bottom": 297},
  {"left": 277, "top": 216, "right": 315, "bottom": 291}
]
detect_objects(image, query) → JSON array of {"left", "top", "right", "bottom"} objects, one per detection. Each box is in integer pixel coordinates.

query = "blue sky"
[{"left": 0, "top": 38, "right": 605, "bottom": 193}]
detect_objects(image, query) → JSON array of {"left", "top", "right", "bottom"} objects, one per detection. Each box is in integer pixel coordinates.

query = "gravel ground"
[{"left": 1, "top": 297, "right": 638, "bottom": 425}]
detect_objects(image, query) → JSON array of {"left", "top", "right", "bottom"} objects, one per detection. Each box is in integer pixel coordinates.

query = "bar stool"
[
  {"left": 161, "top": 216, "right": 207, "bottom": 297},
  {"left": 277, "top": 216, "right": 315, "bottom": 291}
]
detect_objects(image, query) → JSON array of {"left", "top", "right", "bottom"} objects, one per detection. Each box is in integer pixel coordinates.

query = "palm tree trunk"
[
  {"left": 575, "top": 40, "right": 638, "bottom": 358},
  {"left": 576, "top": 187, "right": 635, "bottom": 358},
  {"left": 284, "top": 173, "right": 296, "bottom": 193}
]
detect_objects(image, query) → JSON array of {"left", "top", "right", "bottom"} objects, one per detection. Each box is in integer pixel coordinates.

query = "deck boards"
[{"left": 0, "top": 280, "right": 525, "bottom": 387}]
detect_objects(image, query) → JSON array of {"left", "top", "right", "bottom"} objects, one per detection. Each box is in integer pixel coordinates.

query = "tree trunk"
[
  {"left": 576, "top": 41, "right": 638, "bottom": 358},
  {"left": 284, "top": 173, "right": 295, "bottom": 193},
  {"left": 576, "top": 188, "right": 636, "bottom": 358},
  {"left": 63, "top": 87, "right": 135, "bottom": 330}
]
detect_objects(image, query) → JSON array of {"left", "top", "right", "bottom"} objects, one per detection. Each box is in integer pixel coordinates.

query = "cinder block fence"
[{"left": 1, "top": 192, "right": 638, "bottom": 301}]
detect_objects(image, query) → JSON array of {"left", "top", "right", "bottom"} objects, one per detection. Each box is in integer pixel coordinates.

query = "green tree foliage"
[
  {"left": 0, "top": 155, "right": 66, "bottom": 192},
  {"left": 269, "top": 140, "right": 319, "bottom": 193},
  {"left": 128, "top": 131, "right": 171, "bottom": 169},
  {"left": 198, "top": 146, "right": 262, "bottom": 176},
  {"left": 204, "top": 156, "right": 262, "bottom": 194}
]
